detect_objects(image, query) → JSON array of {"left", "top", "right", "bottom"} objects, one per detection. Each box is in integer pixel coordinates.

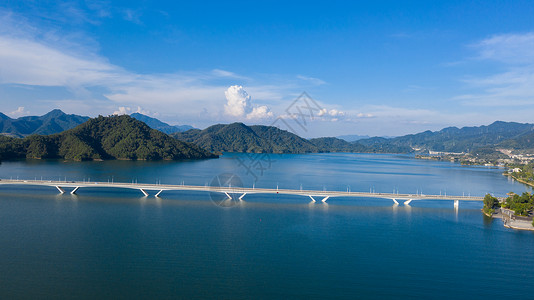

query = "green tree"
[{"left": 483, "top": 193, "right": 500, "bottom": 215}]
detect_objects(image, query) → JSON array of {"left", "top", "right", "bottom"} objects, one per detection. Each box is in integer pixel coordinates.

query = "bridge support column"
[
  {"left": 239, "top": 193, "right": 246, "bottom": 201},
  {"left": 404, "top": 199, "right": 412, "bottom": 206},
  {"left": 70, "top": 186, "right": 80, "bottom": 195},
  {"left": 139, "top": 189, "right": 149, "bottom": 197},
  {"left": 454, "top": 200, "right": 459, "bottom": 209},
  {"left": 224, "top": 192, "right": 232, "bottom": 200},
  {"left": 308, "top": 195, "right": 316, "bottom": 202},
  {"left": 321, "top": 196, "right": 329, "bottom": 202},
  {"left": 392, "top": 198, "right": 399, "bottom": 205},
  {"left": 155, "top": 190, "right": 163, "bottom": 197},
  {"left": 56, "top": 186, "right": 65, "bottom": 194}
]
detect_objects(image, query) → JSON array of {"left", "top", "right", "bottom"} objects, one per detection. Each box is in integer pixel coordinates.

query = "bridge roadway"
[{"left": 0, "top": 179, "right": 498, "bottom": 206}]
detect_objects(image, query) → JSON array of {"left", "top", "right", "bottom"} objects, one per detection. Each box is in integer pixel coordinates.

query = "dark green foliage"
[
  {"left": 0, "top": 109, "right": 89, "bottom": 137},
  {"left": 173, "top": 123, "right": 321, "bottom": 153},
  {"left": 0, "top": 135, "right": 26, "bottom": 160},
  {"left": 0, "top": 115, "right": 217, "bottom": 161},
  {"left": 310, "top": 137, "right": 369, "bottom": 152},
  {"left": 502, "top": 192, "right": 534, "bottom": 217},
  {"left": 482, "top": 194, "right": 500, "bottom": 215}
]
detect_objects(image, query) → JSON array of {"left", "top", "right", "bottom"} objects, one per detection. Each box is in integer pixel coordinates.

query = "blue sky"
[{"left": 1, "top": 0, "right": 534, "bottom": 137}]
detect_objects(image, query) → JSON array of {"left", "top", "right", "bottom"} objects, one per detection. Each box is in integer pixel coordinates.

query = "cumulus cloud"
[
  {"left": 9, "top": 106, "right": 29, "bottom": 117},
  {"left": 224, "top": 85, "right": 251, "bottom": 117},
  {"left": 224, "top": 85, "right": 273, "bottom": 120},
  {"left": 0, "top": 11, "right": 295, "bottom": 121},
  {"left": 112, "top": 106, "right": 149, "bottom": 115},
  {"left": 356, "top": 113, "right": 374, "bottom": 118},
  {"left": 317, "top": 108, "right": 345, "bottom": 121},
  {"left": 247, "top": 106, "right": 273, "bottom": 120}
]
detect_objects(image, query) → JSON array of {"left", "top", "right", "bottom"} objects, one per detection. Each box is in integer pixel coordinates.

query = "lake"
[{"left": 0, "top": 153, "right": 533, "bottom": 299}]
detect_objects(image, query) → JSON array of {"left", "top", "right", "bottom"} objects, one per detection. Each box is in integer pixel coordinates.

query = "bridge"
[{"left": 0, "top": 179, "right": 499, "bottom": 208}]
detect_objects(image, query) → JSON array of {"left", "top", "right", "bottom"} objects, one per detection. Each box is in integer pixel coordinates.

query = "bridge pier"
[
  {"left": 321, "top": 196, "right": 329, "bottom": 202},
  {"left": 224, "top": 192, "right": 232, "bottom": 200},
  {"left": 309, "top": 195, "right": 316, "bottom": 202},
  {"left": 56, "top": 186, "right": 65, "bottom": 194},
  {"left": 70, "top": 186, "right": 80, "bottom": 195},
  {"left": 454, "top": 200, "right": 459, "bottom": 209},
  {"left": 391, "top": 198, "right": 399, "bottom": 205},
  {"left": 238, "top": 193, "right": 246, "bottom": 201},
  {"left": 139, "top": 189, "right": 149, "bottom": 197},
  {"left": 404, "top": 199, "right": 412, "bottom": 206},
  {"left": 155, "top": 190, "right": 163, "bottom": 197}
]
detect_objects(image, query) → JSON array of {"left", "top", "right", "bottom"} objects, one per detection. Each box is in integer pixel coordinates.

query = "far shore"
[{"left": 503, "top": 172, "right": 534, "bottom": 188}]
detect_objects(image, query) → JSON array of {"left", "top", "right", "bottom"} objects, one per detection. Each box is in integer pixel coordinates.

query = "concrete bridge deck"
[{"left": 0, "top": 179, "right": 499, "bottom": 207}]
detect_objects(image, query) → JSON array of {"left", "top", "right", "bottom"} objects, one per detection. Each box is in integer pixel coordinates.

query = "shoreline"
[
  {"left": 503, "top": 223, "right": 534, "bottom": 231},
  {"left": 503, "top": 172, "right": 534, "bottom": 188}
]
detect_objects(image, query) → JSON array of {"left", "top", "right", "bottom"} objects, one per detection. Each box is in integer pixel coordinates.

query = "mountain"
[
  {"left": 0, "top": 109, "right": 90, "bottom": 137},
  {"left": 172, "top": 122, "right": 320, "bottom": 153},
  {"left": 172, "top": 123, "right": 410, "bottom": 154},
  {"left": 309, "top": 137, "right": 369, "bottom": 152},
  {"left": 130, "top": 113, "right": 195, "bottom": 134},
  {"left": 358, "top": 121, "right": 534, "bottom": 153},
  {"left": 336, "top": 134, "right": 371, "bottom": 142},
  {"left": 0, "top": 115, "right": 217, "bottom": 161},
  {"left": 497, "top": 131, "right": 534, "bottom": 151}
]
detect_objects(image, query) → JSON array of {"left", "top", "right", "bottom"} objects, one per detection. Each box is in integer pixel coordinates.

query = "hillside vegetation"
[
  {"left": 173, "top": 123, "right": 319, "bottom": 153},
  {"left": 0, "top": 115, "right": 217, "bottom": 161}
]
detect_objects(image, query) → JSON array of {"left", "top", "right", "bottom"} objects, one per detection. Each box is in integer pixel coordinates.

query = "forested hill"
[
  {"left": 357, "top": 121, "right": 534, "bottom": 153},
  {"left": 0, "top": 115, "right": 217, "bottom": 161},
  {"left": 172, "top": 122, "right": 320, "bottom": 153},
  {"left": 0, "top": 109, "right": 89, "bottom": 137},
  {"left": 172, "top": 123, "right": 410, "bottom": 154}
]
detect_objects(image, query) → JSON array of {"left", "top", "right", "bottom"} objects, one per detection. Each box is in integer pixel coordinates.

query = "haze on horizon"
[{"left": 0, "top": 1, "right": 533, "bottom": 138}]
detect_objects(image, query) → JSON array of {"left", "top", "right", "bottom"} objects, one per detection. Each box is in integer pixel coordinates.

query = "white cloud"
[
  {"left": 455, "top": 32, "right": 534, "bottom": 107},
  {"left": 224, "top": 85, "right": 273, "bottom": 120},
  {"left": 356, "top": 113, "right": 374, "bottom": 118},
  {"left": 0, "top": 10, "right": 293, "bottom": 122},
  {"left": 296, "top": 75, "right": 326, "bottom": 85},
  {"left": 9, "top": 106, "right": 29, "bottom": 117},
  {"left": 317, "top": 108, "right": 345, "bottom": 121},
  {"left": 112, "top": 106, "right": 150, "bottom": 115},
  {"left": 247, "top": 105, "right": 273, "bottom": 119},
  {"left": 0, "top": 35, "right": 121, "bottom": 87},
  {"left": 113, "top": 106, "right": 131, "bottom": 115},
  {"left": 473, "top": 32, "right": 534, "bottom": 64},
  {"left": 224, "top": 85, "right": 251, "bottom": 117}
]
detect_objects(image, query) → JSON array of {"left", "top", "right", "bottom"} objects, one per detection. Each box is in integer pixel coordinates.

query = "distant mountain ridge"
[
  {"left": 2, "top": 109, "right": 532, "bottom": 156},
  {"left": 0, "top": 115, "right": 216, "bottom": 161},
  {"left": 0, "top": 109, "right": 89, "bottom": 137},
  {"left": 130, "top": 113, "right": 195, "bottom": 134},
  {"left": 336, "top": 134, "right": 371, "bottom": 142},
  {"left": 357, "top": 121, "right": 534, "bottom": 153}
]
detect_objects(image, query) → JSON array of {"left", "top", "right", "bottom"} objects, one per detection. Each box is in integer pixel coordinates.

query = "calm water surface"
[{"left": 0, "top": 153, "right": 533, "bottom": 299}]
